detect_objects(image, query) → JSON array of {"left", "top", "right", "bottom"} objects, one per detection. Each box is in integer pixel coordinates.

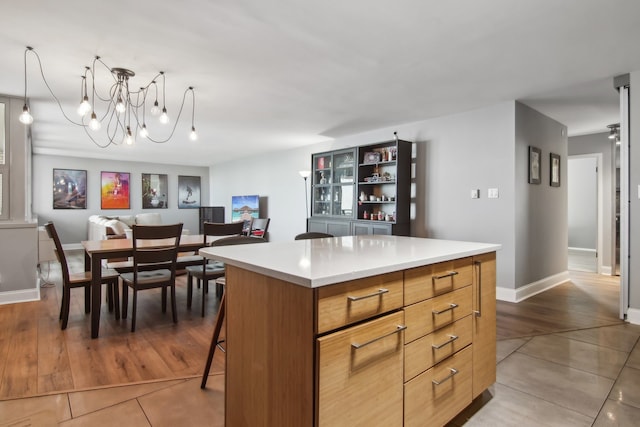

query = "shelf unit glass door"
[{"left": 312, "top": 149, "right": 355, "bottom": 218}]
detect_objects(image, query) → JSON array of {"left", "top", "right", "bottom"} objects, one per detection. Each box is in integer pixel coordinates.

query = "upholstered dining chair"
[
  {"left": 185, "top": 221, "right": 245, "bottom": 316},
  {"left": 45, "top": 221, "right": 120, "bottom": 330},
  {"left": 120, "top": 223, "right": 183, "bottom": 332},
  {"left": 294, "top": 232, "right": 334, "bottom": 240},
  {"left": 201, "top": 234, "right": 267, "bottom": 389}
]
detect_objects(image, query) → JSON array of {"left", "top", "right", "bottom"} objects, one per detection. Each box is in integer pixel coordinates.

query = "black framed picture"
[
  {"left": 53, "top": 169, "right": 87, "bottom": 209},
  {"left": 550, "top": 153, "right": 561, "bottom": 187},
  {"left": 178, "top": 175, "right": 201, "bottom": 208},
  {"left": 142, "top": 173, "right": 168, "bottom": 208},
  {"left": 528, "top": 146, "right": 541, "bottom": 184}
]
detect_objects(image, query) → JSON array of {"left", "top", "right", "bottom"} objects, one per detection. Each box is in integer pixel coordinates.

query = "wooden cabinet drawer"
[
  {"left": 316, "top": 271, "right": 403, "bottom": 334},
  {"left": 317, "top": 311, "right": 405, "bottom": 427},
  {"left": 404, "top": 285, "right": 472, "bottom": 343},
  {"left": 404, "top": 346, "right": 473, "bottom": 427},
  {"left": 404, "top": 315, "right": 472, "bottom": 382},
  {"left": 404, "top": 257, "right": 472, "bottom": 305}
]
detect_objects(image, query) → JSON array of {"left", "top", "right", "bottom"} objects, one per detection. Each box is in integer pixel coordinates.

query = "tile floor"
[{"left": 1, "top": 325, "right": 639, "bottom": 426}]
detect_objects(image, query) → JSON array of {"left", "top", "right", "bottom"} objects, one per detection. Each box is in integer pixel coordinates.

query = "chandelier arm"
[
  {"left": 145, "top": 87, "right": 192, "bottom": 144},
  {"left": 81, "top": 117, "right": 115, "bottom": 148},
  {"left": 25, "top": 48, "right": 86, "bottom": 127}
]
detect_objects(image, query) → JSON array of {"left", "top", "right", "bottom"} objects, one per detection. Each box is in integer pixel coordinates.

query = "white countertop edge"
[{"left": 200, "top": 237, "right": 501, "bottom": 288}]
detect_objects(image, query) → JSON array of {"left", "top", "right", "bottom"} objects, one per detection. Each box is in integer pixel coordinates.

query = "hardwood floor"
[
  {"left": 0, "top": 253, "right": 624, "bottom": 401},
  {"left": 0, "top": 252, "right": 223, "bottom": 400}
]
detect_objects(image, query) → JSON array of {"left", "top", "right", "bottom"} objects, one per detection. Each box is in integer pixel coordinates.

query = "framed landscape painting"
[
  {"left": 101, "top": 171, "right": 130, "bottom": 209},
  {"left": 142, "top": 173, "right": 168, "bottom": 208},
  {"left": 178, "top": 175, "right": 200, "bottom": 209},
  {"left": 53, "top": 168, "right": 87, "bottom": 209}
]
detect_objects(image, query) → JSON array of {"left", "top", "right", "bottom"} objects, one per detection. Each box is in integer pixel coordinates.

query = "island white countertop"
[{"left": 199, "top": 235, "right": 500, "bottom": 288}]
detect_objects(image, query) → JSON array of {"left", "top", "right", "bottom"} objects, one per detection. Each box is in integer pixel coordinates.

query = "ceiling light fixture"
[{"left": 20, "top": 46, "right": 197, "bottom": 148}]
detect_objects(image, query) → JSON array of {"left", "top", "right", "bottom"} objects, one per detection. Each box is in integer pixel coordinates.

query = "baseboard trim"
[
  {"left": 0, "top": 287, "right": 40, "bottom": 305},
  {"left": 600, "top": 266, "right": 613, "bottom": 275},
  {"left": 496, "top": 271, "right": 571, "bottom": 303},
  {"left": 568, "top": 247, "right": 596, "bottom": 254},
  {"left": 627, "top": 308, "right": 640, "bottom": 325}
]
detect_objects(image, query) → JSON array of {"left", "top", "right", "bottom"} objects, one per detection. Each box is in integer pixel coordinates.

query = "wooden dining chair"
[
  {"left": 201, "top": 235, "right": 267, "bottom": 389},
  {"left": 120, "top": 223, "right": 183, "bottom": 332},
  {"left": 45, "top": 222, "right": 120, "bottom": 330},
  {"left": 294, "top": 232, "right": 334, "bottom": 240},
  {"left": 185, "top": 221, "right": 245, "bottom": 316}
]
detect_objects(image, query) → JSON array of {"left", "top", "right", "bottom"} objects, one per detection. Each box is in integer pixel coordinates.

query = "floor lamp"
[{"left": 299, "top": 170, "right": 311, "bottom": 222}]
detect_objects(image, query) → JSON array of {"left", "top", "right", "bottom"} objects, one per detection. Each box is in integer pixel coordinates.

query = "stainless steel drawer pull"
[
  {"left": 347, "top": 288, "right": 389, "bottom": 302},
  {"left": 431, "top": 334, "right": 459, "bottom": 350},
  {"left": 432, "top": 368, "right": 459, "bottom": 385},
  {"left": 432, "top": 271, "right": 458, "bottom": 282},
  {"left": 432, "top": 303, "right": 458, "bottom": 315},
  {"left": 351, "top": 325, "right": 407, "bottom": 349}
]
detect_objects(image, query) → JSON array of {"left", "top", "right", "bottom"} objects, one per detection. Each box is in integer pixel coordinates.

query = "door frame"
[{"left": 568, "top": 153, "right": 603, "bottom": 274}]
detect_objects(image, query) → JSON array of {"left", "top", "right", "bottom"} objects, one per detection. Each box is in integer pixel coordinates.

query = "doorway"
[{"left": 568, "top": 155, "right": 601, "bottom": 273}]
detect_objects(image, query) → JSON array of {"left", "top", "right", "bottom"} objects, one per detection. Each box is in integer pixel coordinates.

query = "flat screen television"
[{"left": 231, "top": 195, "right": 260, "bottom": 226}]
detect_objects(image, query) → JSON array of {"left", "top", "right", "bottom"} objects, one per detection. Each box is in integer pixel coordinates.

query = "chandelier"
[{"left": 19, "top": 46, "right": 197, "bottom": 148}]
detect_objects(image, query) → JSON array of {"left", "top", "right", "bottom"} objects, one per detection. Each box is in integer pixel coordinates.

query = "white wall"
[
  {"left": 32, "top": 155, "right": 209, "bottom": 244},
  {"left": 567, "top": 157, "right": 597, "bottom": 250},
  {"left": 210, "top": 102, "right": 522, "bottom": 292}
]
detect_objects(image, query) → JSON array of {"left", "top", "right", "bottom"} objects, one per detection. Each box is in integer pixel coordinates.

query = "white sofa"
[{"left": 87, "top": 213, "right": 163, "bottom": 240}]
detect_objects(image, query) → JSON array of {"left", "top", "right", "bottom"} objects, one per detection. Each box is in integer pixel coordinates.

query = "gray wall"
[
  {"left": 514, "top": 102, "right": 568, "bottom": 289},
  {"left": 210, "top": 102, "right": 524, "bottom": 292},
  {"left": 32, "top": 155, "right": 209, "bottom": 244},
  {"left": 568, "top": 131, "right": 615, "bottom": 271},
  {"left": 567, "top": 157, "right": 597, "bottom": 249}
]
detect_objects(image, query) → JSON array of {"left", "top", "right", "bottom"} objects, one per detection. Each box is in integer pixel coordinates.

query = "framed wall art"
[
  {"left": 142, "top": 173, "right": 168, "bottom": 208},
  {"left": 178, "top": 175, "right": 201, "bottom": 209},
  {"left": 53, "top": 168, "right": 87, "bottom": 209},
  {"left": 101, "top": 171, "right": 130, "bottom": 209},
  {"left": 528, "top": 146, "right": 541, "bottom": 184},
  {"left": 550, "top": 152, "right": 561, "bottom": 187}
]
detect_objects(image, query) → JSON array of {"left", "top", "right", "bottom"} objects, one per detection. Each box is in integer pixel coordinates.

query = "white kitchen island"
[{"left": 200, "top": 235, "right": 500, "bottom": 427}]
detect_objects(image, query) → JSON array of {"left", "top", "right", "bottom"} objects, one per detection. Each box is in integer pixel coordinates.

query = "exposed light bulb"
[
  {"left": 125, "top": 127, "right": 134, "bottom": 145},
  {"left": 139, "top": 124, "right": 149, "bottom": 138},
  {"left": 77, "top": 95, "right": 91, "bottom": 116},
  {"left": 19, "top": 104, "right": 33, "bottom": 124},
  {"left": 189, "top": 126, "right": 198, "bottom": 141},
  {"left": 159, "top": 107, "right": 169, "bottom": 124},
  {"left": 115, "top": 97, "right": 126, "bottom": 113},
  {"left": 150, "top": 100, "right": 161, "bottom": 116},
  {"left": 89, "top": 112, "right": 101, "bottom": 130}
]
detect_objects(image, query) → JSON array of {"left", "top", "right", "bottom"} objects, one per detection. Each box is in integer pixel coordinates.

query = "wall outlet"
[
  {"left": 471, "top": 189, "right": 480, "bottom": 199},
  {"left": 488, "top": 188, "right": 499, "bottom": 199}
]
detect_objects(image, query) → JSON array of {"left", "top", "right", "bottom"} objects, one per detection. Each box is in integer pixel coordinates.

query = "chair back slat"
[
  {"left": 132, "top": 224, "right": 183, "bottom": 277},
  {"left": 294, "top": 232, "right": 334, "bottom": 240},
  {"left": 44, "top": 222, "right": 71, "bottom": 284},
  {"left": 211, "top": 235, "right": 268, "bottom": 247},
  {"left": 202, "top": 221, "right": 245, "bottom": 241}
]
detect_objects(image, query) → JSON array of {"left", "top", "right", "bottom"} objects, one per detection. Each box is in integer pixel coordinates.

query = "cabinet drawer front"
[
  {"left": 404, "top": 315, "right": 472, "bottom": 382},
  {"left": 404, "top": 285, "right": 472, "bottom": 343},
  {"left": 317, "top": 271, "right": 403, "bottom": 334},
  {"left": 404, "top": 257, "right": 473, "bottom": 305},
  {"left": 317, "top": 311, "right": 405, "bottom": 427},
  {"left": 404, "top": 346, "right": 473, "bottom": 427}
]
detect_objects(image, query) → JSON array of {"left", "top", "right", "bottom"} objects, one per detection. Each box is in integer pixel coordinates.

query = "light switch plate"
[
  {"left": 488, "top": 188, "right": 499, "bottom": 199},
  {"left": 471, "top": 189, "right": 480, "bottom": 199}
]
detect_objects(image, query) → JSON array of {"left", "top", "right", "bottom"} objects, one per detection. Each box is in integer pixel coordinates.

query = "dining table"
[{"left": 81, "top": 233, "right": 207, "bottom": 338}]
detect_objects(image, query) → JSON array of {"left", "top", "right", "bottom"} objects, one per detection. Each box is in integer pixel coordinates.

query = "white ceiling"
[{"left": 1, "top": 0, "right": 638, "bottom": 166}]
